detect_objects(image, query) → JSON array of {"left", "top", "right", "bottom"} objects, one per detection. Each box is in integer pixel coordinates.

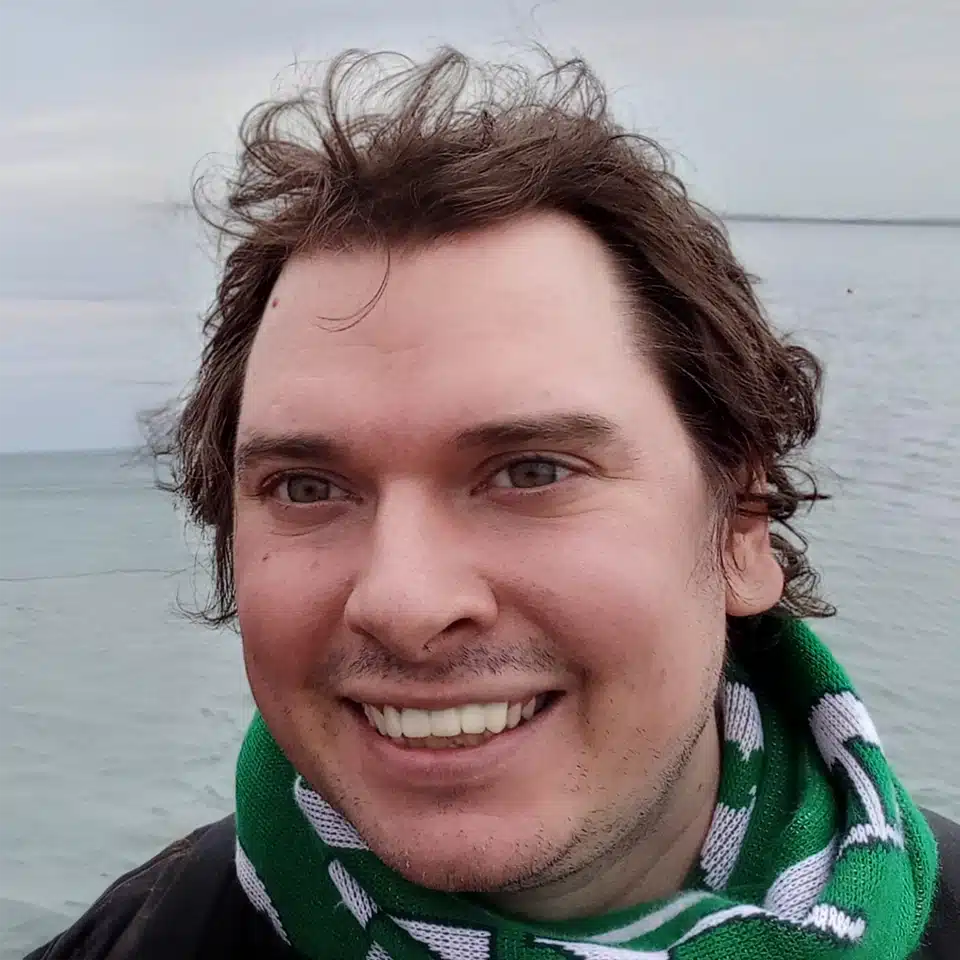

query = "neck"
[{"left": 484, "top": 713, "right": 721, "bottom": 923}]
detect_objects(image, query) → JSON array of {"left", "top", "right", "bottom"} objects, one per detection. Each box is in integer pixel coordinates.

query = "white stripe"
[
  {"left": 535, "top": 938, "right": 669, "bottom": 959},
  {"left": 723, "top": 682, "right": 764, "bottom": 760},
  {"left": 699, "top": 799, "right": 755, "bottom": 890},
  {"left": 810, "top": 693, "right": 887, "bottom": 829},
  {"left": 234, "top": 841, "right": 290, "bottom": 943},
  {"left": 840, "top": 821, "right": 904, "bottom": 851},
  {"left": 587, "top": 891, "right": 713, "bottom": 943},
  {"left": 763, "top": 837, "right": 838, "bottom": 922},
  {"left": 295, "top": 776, "right": 369, "bottom": 849},
  {"left": 802, "top": 904, "right": 866, "bottom": 941},
  {"left": 328, "top": 860, "right": 377, "bottom": 927},
  {"left": 672, "top": 903, "right": 770, "bottom": 947},
  {"left": 394, "top": 918, "right": 492, "bottom": 960}
]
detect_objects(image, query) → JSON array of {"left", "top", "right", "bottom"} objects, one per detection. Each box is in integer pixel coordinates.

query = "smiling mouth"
[{"left": 352, "top": 693, "right": 559, "bottom": 749}]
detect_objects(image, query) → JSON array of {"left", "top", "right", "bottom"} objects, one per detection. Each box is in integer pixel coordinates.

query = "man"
[{"left": 27, "top": 48, "right": 956, "bottom": 960}]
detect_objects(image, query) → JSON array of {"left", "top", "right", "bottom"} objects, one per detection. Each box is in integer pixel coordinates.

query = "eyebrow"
[
  {"left": 234, "top": 432, "right": 352, "bottom": 478},
  {"left": 234, "top": 412, "right": 625, "bottom": 478},
  {"left": 452, "top": 412, "right": 624, "bottom": 453}
]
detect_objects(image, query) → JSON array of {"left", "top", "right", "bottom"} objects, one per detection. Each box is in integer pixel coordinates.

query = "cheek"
[
  {"left": 234, "top": 525, "right": 351, "bottom": 688},
  {"left": 506, "top": 511, "right": 725, "bottom": 668},
  {"left": 496, "top": 511, "right": 726, "bottom": 743}
]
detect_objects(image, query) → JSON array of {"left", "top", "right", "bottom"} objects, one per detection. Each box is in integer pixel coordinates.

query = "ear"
[{"left": 723, "top": 481, "right": 785, "bottom": 617}]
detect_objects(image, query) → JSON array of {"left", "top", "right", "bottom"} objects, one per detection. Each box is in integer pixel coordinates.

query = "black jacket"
[{"left": 24, "top": 808, "right": 960, "bottom": 960}]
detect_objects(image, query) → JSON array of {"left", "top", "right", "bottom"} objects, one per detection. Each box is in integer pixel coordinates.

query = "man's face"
[{"left": 233, "top": 212, "right": 779, "bottom": 894}]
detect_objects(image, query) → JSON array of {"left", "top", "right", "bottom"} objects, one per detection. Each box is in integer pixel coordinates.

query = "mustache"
[{"left": 316, "top": 641, "right": 561, "bottom": 685}]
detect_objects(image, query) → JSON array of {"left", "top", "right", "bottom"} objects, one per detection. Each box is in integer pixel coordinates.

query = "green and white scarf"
[{"left": 234, "top": 619, "right": 938, "bottom": 959}]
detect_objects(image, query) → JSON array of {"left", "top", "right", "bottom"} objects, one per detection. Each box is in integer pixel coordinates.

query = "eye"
[
  {"left": 488, "top": 458, "right": 573, "bottom": 490},
  {"left": 275, "top": 474, "right": 350, "bottom": 504}
]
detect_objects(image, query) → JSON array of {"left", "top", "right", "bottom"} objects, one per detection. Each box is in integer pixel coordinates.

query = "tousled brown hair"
[{"left": 149, "top": 47, "right": 833, "bottom": 627}]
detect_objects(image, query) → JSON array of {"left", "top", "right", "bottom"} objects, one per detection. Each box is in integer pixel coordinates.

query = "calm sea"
[{"left": 2, "top": 221, "right": 959, "bottom": 957}]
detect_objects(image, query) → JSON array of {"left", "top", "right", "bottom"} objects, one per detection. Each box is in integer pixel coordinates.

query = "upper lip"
[{"left": 341, "top": 684, "right": 562, "bottom": 711}]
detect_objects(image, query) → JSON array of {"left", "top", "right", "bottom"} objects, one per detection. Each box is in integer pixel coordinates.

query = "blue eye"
[{"left": 489, "top": 459, "right": 573, "bottom": 490}]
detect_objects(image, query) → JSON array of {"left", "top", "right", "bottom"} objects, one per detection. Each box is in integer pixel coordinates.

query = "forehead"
[{"left": 240, "top": 213, "right": 660, "bottom": 440}]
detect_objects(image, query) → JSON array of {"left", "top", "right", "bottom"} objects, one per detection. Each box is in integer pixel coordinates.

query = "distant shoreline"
[
  {"left": 153, "top": 201, "right": 960, "bottom": 228},
  {"left": 721, "top": 213, "right": 960, "bottom": 228}
]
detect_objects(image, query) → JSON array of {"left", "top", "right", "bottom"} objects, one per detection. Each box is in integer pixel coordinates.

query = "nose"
[{"left": 342, "top": 486, "right": 498, "bottom": 661}]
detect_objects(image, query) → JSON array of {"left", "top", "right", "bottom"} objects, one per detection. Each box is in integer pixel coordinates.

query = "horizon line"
[
  {"left": 150, "top": 200, "right": 960, "bottom": 228},
  {"left": 720, "top": 213, "right": 960, "bottom": 228}
]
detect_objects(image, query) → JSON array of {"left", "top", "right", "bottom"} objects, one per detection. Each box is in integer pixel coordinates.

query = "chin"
[
  {"left": 359, "top": 816, "right": 565, "bottom": 893},
  {"left": 377, "top": 847, "right": 547, "bottom": 894}
]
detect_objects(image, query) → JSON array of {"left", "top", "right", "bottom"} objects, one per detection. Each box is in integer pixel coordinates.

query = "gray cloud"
[{"left": 1, "top": 0, "right": 958, "bottom": 451}]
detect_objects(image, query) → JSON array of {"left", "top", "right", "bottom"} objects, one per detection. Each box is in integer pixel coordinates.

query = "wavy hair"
[{"left": 147, "top": 47, "right": 833, "bottom": 627}]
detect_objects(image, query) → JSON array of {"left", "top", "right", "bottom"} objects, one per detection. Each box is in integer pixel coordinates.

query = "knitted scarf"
[{"left": 234, "top": 620, "right": 938, "bottom": 959}]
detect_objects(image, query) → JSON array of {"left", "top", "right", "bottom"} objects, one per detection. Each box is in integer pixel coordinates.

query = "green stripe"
[{"left": 234, "top": 618, "right": 939, "bottom": 960}]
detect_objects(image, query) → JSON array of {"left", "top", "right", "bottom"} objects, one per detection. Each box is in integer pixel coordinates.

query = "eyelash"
[
  {"left": 260, "top": 472, "right": 352, "bottom": 505},
  {"left": 260, "top": 455, "right": 582, "bottom": 506},
  {"left": 480, "top": 456, "right": 578, "bottom": 493}
]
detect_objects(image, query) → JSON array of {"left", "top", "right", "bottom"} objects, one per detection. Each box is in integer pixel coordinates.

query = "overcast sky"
[{"left": 1, "top": 0, "right": 958, "bottom": 453}]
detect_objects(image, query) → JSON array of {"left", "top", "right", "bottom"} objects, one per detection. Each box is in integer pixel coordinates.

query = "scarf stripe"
[{"left": 235, "top": 619, "right": 938, "bottom": 959}]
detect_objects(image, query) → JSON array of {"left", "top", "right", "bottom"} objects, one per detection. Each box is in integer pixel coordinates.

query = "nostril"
[{"left": 422, "top": 619, "right": 476, "bottom": 652}]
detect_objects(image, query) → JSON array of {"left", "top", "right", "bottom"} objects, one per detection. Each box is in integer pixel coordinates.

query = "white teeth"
[
  {"left": 430, "top": 708, "right": 461, "bottom": 738},
  {"left": 383, "top": 705, "right": 403, "bottom": 738},
  {"left": 362, "top": 698, "right": 546, "bottom": 740},
  {"left": 363, "top": 704, "right": 386, "bottom": 736},
  {"left": 459, "top": 704, "right": 487, "bottom": 735},
  {"left": 400, "top": 708, "right": 432, "bottom": 738},
  {"left": 483, "top": 702, "right": 508, "bottom": 734}
]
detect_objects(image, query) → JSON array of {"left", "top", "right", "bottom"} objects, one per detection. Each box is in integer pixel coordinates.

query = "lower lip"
[{"left": 347, "top": 699, "right": 560, "bottom": 787}]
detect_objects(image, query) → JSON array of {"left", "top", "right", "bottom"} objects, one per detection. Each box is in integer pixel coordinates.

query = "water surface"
[{"left": 2, "top": 221, "right": 958, "bottom": 956}]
